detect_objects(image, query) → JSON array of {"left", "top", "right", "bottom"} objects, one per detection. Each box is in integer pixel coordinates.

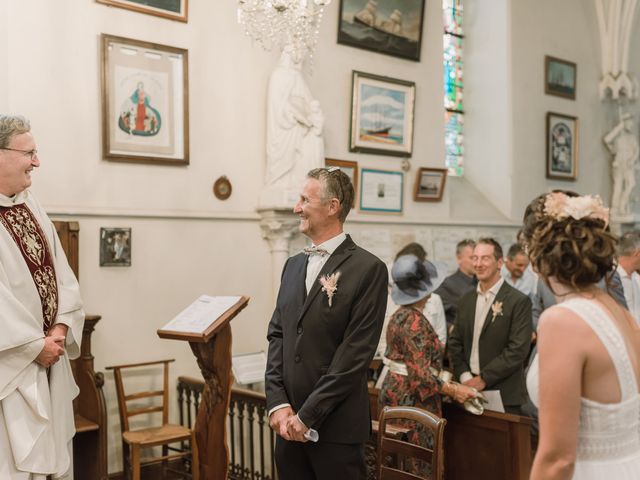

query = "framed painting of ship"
[
  {"left": 101, "top": 34, "right": 189, "bottom": 165},
  {"left": 337, "top": 0, "right": 426, "bottom": 61},
  {"left": 350, "top": 71, "right": 415, "bottom": 157},
  {"left": 96, "top": 0, "right": 188, "bottom": 23}
]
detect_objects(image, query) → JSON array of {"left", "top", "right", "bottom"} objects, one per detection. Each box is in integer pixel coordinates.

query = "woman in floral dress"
[{"left": 379, "top": 254, "right": 477, "bottom": 477}]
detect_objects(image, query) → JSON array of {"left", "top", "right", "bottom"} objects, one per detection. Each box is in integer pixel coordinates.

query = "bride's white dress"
[{"left": 527, "top": 298, "right": 640, "bottom": 479}]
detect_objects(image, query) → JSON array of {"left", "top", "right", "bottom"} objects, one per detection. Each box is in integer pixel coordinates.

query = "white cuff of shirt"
[
  {"left": 460, "top": 371, "right": 473, "bottom": 383},
  {"left": 268, "top": 403, "right": 291, "bottom": 418},
  {"left": 296, "top": 414, "right": 319, "bottom": 442}
]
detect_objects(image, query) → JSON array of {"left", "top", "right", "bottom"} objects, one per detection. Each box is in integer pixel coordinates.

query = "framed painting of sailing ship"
[
  {"left": 325, "top": 158, "right": 358, "bottom": 207},
  {"left": 337, "top": 0, "right": 426, "bottom": 61},
  {"left": 350, "top": 71, "right": 415, "bottom": 157},
  {"left": 101, "top": 34, "right": 189, "bottom": 165},
  {"left": 546, "top": 112, "right": 578, "bottom": 180},
  {"left": 545, "top": 56, "right": 576, "bottom": 100},
  {"left": 360, "top": 168, "right": 403, "bottom": 213},
  {"left": 96, "top": 0, "right": 188, "bottom": 22}
]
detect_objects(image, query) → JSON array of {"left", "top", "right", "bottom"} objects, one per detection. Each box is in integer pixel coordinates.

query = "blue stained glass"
[{"left": 443, "top": 0, "right": 464, "bottom": 175}]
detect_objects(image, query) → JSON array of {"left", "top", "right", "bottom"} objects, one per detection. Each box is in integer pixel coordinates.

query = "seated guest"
[
  {"left": 377, "top": 243, "right": 447, "bottom": 356},
  {"left": 434, "top": 239, "right": 477, "bottom": 331},
  {"left": 501, "top": 243, "right": 536, "bottom": 299},
  {"left": 616, "top": 231, "right": 640, "bottom": 322},
  {"left": 448, "top": 238, "right": 532, "bottom": 415},
  {"left": 379, "top": 254, "right": 477, "bottom": 477}
]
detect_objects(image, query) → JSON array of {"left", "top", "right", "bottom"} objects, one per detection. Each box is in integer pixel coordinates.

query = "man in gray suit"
[{"left": 448, "top": 238, "right": 532, "bottom": 414}]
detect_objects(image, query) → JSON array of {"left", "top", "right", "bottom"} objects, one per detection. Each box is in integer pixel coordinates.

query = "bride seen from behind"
[{"left": 522, "top": 190, "right": 640, "bottom": 480}]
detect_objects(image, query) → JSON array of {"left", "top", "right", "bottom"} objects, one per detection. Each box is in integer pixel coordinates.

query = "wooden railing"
[{"left": 177, "top": 377, "right": 276, "bottom": 480}]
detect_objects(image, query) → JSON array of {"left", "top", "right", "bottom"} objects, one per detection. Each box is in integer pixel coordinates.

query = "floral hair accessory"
[
  {"left": 319, "top": 271, "right": 341, "bottom": 307},
  {"left": 543, "top": 192, "right": 610, "bottom": 226}
]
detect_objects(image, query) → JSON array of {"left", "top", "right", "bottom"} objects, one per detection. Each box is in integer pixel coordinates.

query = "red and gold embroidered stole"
[{"left": 0, "top": 204, "right": 58, "bottom": 333}]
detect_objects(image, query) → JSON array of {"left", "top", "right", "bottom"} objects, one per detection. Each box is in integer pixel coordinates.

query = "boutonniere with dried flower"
[
  {"left": 319, "top": 271, "right": 341, "bottom": 307},
  {"left": 491, "top": 301, "right": 503, "bottom": 323}
]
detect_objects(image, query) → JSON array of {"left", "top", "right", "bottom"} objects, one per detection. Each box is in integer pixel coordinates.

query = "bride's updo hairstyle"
[{"left": 521, "top": 190, "right": 616, "bottom": 290}]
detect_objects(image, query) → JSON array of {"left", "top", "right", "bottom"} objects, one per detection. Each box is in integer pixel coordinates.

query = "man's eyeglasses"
[{"left": 1, "top": 147, "right": 38, "bottom": 161}]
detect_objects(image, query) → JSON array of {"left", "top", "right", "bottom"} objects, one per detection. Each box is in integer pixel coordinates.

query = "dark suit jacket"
[
  {"left": 448, "top": 281, "right": 532, "bottom": 407},
  {"left": 265, "top": 235, "right": 388, "bottom": 444},
  {"left": 434, "top": 269, "right": 477, "bottom": 327}
]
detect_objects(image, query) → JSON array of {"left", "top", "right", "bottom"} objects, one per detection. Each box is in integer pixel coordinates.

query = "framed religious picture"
[
  {"left": 325, "top": 158, "right": 358, "bottom": 207},
  {"left": 545, "top": 55, "right": 577, "bottom": 100},
  {"left": 414, "top": 167, "right": 447, "bottom": 202},
  {"left": 350, "top": 71, "right": 415, "bottom": 157},
  {"left": 101, "top": 34, "right": 189, "bottom": 165},
  {"left": 96, "top": 0, "right": 188, "bottom": 22},
  {"left": 337, "top": 0, "right": 426, "bottom": 61},
  {"left": 360, "top": 168, "right": 403, "bottom": 213},
  {"left": 100, "top": 227, "right": 132, "bottom": 266},
  {"left": 546, "top": 112, "right": 578, "bottom": 180}
]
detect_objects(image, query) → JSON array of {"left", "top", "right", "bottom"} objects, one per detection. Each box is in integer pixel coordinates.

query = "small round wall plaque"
[{"left": 213, "top": 176, "right": 232, "bottom": 200}]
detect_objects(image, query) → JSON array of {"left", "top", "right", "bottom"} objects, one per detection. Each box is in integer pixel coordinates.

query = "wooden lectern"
[
  {"left": 443, "top": 403, "right": 532, "bottom": 480},
  {"left": 158, "top": 295, "right": 250, "bottom": 480}
]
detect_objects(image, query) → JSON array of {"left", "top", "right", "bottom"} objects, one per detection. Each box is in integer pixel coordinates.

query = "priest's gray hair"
[
  {"left": 0, "top": 115, "right": 31, "bottom": 148},
  {"left": 307, "top": 167, "right": 354, "bottom": 223}
]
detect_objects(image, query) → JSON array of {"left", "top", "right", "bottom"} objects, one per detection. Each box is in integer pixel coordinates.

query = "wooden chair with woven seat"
[
  {"left": 106, "top": 359, "right": 199, "bottom": 480},
  {"left": 377, "top": 405, "right": 447, "bottom": 480}
]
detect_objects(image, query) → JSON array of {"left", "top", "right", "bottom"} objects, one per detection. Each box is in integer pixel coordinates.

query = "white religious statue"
[
  {"left": 604, "top": 112, "right": 640, "bottom": 216},
  {"left": 262, "top": 45, "right": 325, "bottom": 207}
]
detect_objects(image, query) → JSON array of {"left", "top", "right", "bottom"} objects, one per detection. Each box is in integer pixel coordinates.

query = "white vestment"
[{"left": 0, "top": 190, "right": 84, "bottom": 480}]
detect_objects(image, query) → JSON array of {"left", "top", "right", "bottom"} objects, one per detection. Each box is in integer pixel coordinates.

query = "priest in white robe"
[{"left": 0, "top": 115, "right": 84, "bottom": 479}]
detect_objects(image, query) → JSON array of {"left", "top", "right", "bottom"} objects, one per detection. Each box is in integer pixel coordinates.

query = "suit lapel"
[
  {"left": 297, "top": 235, "right": 355, "bottom": 325},
  {"left": 480, "top": 282, "right": 509, "bottom": 337}
]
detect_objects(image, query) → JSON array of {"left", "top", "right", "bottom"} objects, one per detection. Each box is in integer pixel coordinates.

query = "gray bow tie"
[{"left": 303, "top": 246, "right": 329, "bottom": 257}]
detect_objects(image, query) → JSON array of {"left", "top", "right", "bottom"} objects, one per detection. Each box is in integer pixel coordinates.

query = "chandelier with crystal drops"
[{"left": 237, "top": 0, "right": 332, "bottom": 63}]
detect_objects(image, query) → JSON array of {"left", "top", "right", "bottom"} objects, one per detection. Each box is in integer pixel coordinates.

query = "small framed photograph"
[
  {"left": 100, "top": 227, "right": 132, "bottom": 266},
  {"left": 325, "top": 158, "right": 358, "bottom": 207},
  {"left": 337, "top": 0, "right": 426, "bottom": 61},
  {"left": 360, "top": 168, "right": 403, "bottom": 213},
  {"left": 546, "top": 112, "right": 578, "bottom": 180},
  {"left": 96, "top": 0, "right": 188, "bottom": 22},
  {"left": 101, "top": 34, "right": 189, "bottom": 165},
  {"left": 350, "top": 71, "right": 415, "bottom": 157},
  {"left": 545, "top": 55, "right": 576, "bottom": 100},
  {"left": 414, "top": 167, "right": 447, "bottom": 202}
]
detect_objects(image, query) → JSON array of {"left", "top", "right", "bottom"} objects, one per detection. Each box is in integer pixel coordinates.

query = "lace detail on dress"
[{"left": 560, "top": 299, "right": 640, "bottom": 462}]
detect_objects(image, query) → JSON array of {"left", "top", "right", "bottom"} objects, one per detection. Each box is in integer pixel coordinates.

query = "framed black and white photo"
[
  {"left": 360, "top": 168, "right": 403, "bottom": 213},
  {"left": 101, "top": 34, "right": 189, "bottom": 165},
  {"left": 414, "top": 167, "right": 447, "bottom": 202},
  {"left": 546, "top": 112, "right": 578, "bottom": 180},
  {"left": 337, "top": 0, "right": 426, "bottom": 61},
  {"left": 545, "top": 55, "right": 576, "bottom": 100},
  {"left": 100, "top": 227, "right": 132, "bottom": 266},
  {"left": 350, "top": 71, "right": 415, "bottom": 156}
]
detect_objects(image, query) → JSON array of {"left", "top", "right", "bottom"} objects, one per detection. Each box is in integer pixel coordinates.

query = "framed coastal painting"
[
  {"left": 100, "top": 227, "right": 132, "bottom": 266},
  {"left": 350, "top": 71, "right": 415, "bottom": 157},
  {"left": 546, "top": 112, "right": 578, "bottom": 180},
  {"left": 360, "top": 168, "right": 403, "bottom": 213},
  {"left": 325, "top": 158, "right": 358, "bottom": 207},
  {"left": 96, "top": 0, "right": 188, "bottom": 22},
  {"left": 101, "top": 34, "right": 189, "bottom": 165},
  {"left": 545, "top": 56, "right": 576, "bottom": 100},
  {"left": 337, "top": 0, "right": 426, "bottom": 61},
  {"left": 414, "top": 167, "right": 447, "bottom": 202}
]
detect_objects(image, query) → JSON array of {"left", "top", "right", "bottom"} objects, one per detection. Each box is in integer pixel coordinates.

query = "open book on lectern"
[{"left": 157, "top": 294, "right": 249, "bottom": 343}]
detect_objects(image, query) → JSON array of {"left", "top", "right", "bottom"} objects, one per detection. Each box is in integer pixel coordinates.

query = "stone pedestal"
[
  {"left": 258, "top": 208, "right": 301, "bottom": 299},
  {"left": 610, "top": 213, "right": 635, "bottom": 236}
]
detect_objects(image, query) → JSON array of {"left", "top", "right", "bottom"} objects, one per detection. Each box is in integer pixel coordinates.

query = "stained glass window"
[{"left": 443, "top": 0, "right": 464, "bottom": 176}]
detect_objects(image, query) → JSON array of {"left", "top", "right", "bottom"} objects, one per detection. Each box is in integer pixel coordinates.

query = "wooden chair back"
[
  {"left": 377, "top": 405, "right": 447, "bottom": 480},
  {"left": 107, "top": 359, "right": 174, "bottom": 434}
]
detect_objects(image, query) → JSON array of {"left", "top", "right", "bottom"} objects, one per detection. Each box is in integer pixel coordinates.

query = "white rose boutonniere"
[
  {"left": 491, "top": 301, "right": 503, "bottom": 323},
  {"left": 319, "top": 271, "right": 341, "bottom": 307}
]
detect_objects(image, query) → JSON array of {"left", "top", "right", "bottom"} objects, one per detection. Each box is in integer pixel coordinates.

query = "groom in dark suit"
[
  {"left": 265, "top": 167, "right": 388, "bottom": 479},
  {"left": 448, "top": 238, "right": 532, "bottom": 414}
]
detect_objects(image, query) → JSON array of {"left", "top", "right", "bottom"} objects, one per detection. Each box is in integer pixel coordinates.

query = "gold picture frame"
[{"left": 97, "top": 0, "right": 188, "bottom": 22}]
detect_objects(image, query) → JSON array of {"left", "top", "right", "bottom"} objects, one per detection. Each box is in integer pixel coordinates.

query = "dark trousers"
[{"left": 275, "top": 436, "right": 366, "bottom": 480}]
